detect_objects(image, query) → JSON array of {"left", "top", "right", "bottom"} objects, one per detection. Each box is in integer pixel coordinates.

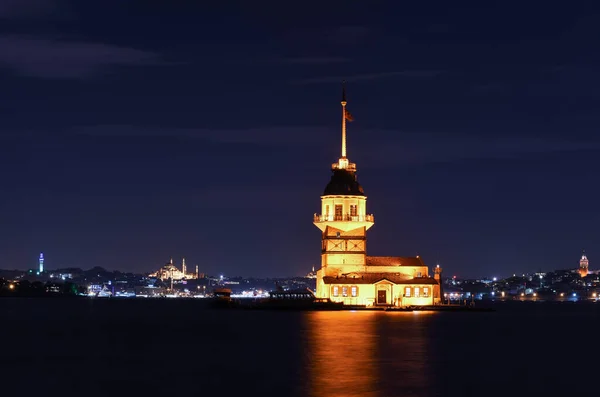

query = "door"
[
  {"left": 377, "top": 290, "right": 387, "bottom": 304},
  {"left": 334, "top": 205, "right": 343, "bottom": 220}
]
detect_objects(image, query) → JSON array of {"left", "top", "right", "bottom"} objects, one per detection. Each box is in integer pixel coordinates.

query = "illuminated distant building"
[
  {"left": 579, "top": 250, "right": 589, "bottom": 278},
  {"left": 314, "top": 83, "right": 441, "bottom": 307},
  {"left": 149, "top": 258, "right": 198, "bottom": 281},
  {"left": 39, "top": 252, "right": 44, "bottom": 273}
]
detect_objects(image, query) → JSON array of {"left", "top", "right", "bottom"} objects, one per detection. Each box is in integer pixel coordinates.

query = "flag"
[{"left": 344, "top": 108, "right": 354, "bottom": 122}]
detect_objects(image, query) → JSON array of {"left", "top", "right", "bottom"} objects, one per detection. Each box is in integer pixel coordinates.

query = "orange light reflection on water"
[{"left": 305, "top": 311, "right": 430, "bottom": 397}]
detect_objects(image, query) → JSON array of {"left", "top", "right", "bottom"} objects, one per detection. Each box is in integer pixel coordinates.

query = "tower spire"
[
  {"left": 333, "top": 81, "right": 355, "bottom": 171},
  {"left": 341, "top": 80, "right": 347, "bottom": 159}
]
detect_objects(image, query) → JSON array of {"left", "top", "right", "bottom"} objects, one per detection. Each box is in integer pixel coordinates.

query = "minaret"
[
  {"left": 196, "top": 265, "right": 199, "bottom": 279},
  {"left": 39, "top": 252, "right": 44, "bottom": 273},
  {"left": 579, "top": 250, "right": 589, "bottom": 278},
  {"left": 182, "top": 258, "right": 186, "bottom": 277},
  {"left": 314, "top": 82, "right": 374, "bottom": 299}
]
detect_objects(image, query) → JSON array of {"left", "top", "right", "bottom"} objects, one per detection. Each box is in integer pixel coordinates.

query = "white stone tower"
[
  {"left": 314, "top": 82, "right": 375, "bottom": 298},
  {"left": 579, "top": 250, "right": 589, "bottom": 278}
]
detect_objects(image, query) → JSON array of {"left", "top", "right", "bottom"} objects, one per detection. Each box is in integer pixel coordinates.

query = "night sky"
[{"left": 1, "top": 1, "right": 600, "bottom": 278}]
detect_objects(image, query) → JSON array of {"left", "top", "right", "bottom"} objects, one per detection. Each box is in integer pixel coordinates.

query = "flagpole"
[{"left": 341, "top": 81, "right": 347, "bottom": 158}]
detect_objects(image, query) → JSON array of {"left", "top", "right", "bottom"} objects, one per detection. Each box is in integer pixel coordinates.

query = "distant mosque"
[
  {"left": 314, "top": 83, "right": 442, "bottom": 306},
  {"left": 149, "top": 258, "right": 199, "bottom": 281}
]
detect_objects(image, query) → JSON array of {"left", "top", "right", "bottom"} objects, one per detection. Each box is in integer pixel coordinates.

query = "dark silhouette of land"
[{"left": 0, "top": 278, "right": 85, "bottom": 298}]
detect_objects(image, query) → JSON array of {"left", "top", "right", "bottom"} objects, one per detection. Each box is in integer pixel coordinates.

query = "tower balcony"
[
  {"left": 314, "top": 214, "right": 374, "bottom": 223},
  {"left": 331, "top": 161, "right": 356, "bottom": 172},
  {"left": 313, "top": 214, "right": 375, "bottom": 232}
]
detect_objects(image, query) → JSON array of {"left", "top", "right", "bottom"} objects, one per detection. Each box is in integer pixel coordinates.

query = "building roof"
[
  {"left": 323, "top": 169, "right": 365, "bottom": 196},
  {"left": 366, "top": 256, "right": 425, "bottom": 267},
  {"left": 323, "top": 273, "right": 438, "bottom": 285}
]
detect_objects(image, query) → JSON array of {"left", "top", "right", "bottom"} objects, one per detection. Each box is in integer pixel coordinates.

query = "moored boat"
[
  {"left": 209, "top": 287, "right": 237, "bottom": 308},
  {"left": 246, "top": 288, "right": 344, "bottom": 310}
]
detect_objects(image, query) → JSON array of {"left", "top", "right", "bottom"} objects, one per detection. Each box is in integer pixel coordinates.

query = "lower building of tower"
[{"left": 315, "top": 256, "right": 442, "bottom": 307}]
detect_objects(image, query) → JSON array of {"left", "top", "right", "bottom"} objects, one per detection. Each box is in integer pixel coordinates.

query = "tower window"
[
  {"left": 335, "top": 205, "right": 343, "bottom": 220},
  {"left": 325, "top": 205, "right": 330, "bottom": 219},
  {"left": 350, "top": 204, "right": 357, "bottom": 217}
]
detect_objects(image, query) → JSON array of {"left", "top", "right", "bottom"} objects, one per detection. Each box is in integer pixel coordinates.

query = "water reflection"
[
  {"left": 305, "top": 311, "right": 379, "bottom": 397},
  {"left": 373, "top": 312, "right": 431, "bottom": 396},
  {"left": 304, "top": 311, "right": 430, "bottom": 397}
]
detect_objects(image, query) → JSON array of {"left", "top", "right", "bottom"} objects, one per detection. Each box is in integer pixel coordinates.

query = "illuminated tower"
[
  {"left": 314, "top": 82, "right": 374, "bottom": 298},
  {"left": 182, "top": 258, "right": 187, "bottom": 277},
  {"left": 39, "top": 252, "right": 44, "bottom": 273},
  {"left": 434, "top": 264, "right": 443, "bottom": 302},
  {"left": 579, "top": 250, "right": 589, "bottom": 278}
]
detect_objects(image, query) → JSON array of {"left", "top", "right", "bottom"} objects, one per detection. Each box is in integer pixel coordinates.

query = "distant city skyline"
[
  {"left": 6, "top": 249, "right": 591, "bottom": 281},
  {"left": 2, "top": 2, "right": 600, "bottom": 277}
]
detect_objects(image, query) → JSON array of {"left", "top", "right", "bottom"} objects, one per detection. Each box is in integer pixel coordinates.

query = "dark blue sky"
[{"left": 1, "top": 1, "right": 599, "bottom": 277}]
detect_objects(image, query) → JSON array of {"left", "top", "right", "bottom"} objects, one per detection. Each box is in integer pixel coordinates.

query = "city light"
[{"left": 9, "top": 284, "right": 14, "bottom": 290}]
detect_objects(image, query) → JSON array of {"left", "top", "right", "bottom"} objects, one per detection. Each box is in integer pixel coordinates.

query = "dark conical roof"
[{"left": 323, "top": 169, "right": 365, "bottom": 196}]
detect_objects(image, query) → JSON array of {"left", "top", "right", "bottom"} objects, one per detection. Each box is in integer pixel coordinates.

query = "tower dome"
[{"left": 323, "top": 169, "right": 365, "bottom": 196}]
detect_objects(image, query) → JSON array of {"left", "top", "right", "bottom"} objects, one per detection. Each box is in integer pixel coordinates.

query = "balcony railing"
[
  {"left": 313, "top": 214, "right": 374, "bottom": 223},
  {"left": 331, "top": 162, "right": 357, "bottom": 171}
]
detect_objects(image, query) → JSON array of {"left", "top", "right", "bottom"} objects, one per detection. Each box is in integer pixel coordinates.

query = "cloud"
[
  {"left": 0, "top": 35, "right": 161, "bottom": 79},
  {"left": 292, "top": 70, "right": 442, "bottom": 85},
  {"left": 280, "top": 57, "right": 350, "bottom": 65},
  {"left": 69, "top": 124, "right": 600, "bottom": 169},
  {"left": 74, "top": 124, "right": 330, "bottom": 146},
  {"left": 357, "top": 131, "right": 600, "bottom": 168},
  {"left": 0, "top": 0, "right": 66, "bottom": 19},
  {"left": 328, "top": 26, "right": 370, "bottom": 45},
  {"left": 14, "top": 123, "right": 597, "bottom": 173},
  {"left": 470, "top": 82, "right": 508, "bottom": 94}
]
